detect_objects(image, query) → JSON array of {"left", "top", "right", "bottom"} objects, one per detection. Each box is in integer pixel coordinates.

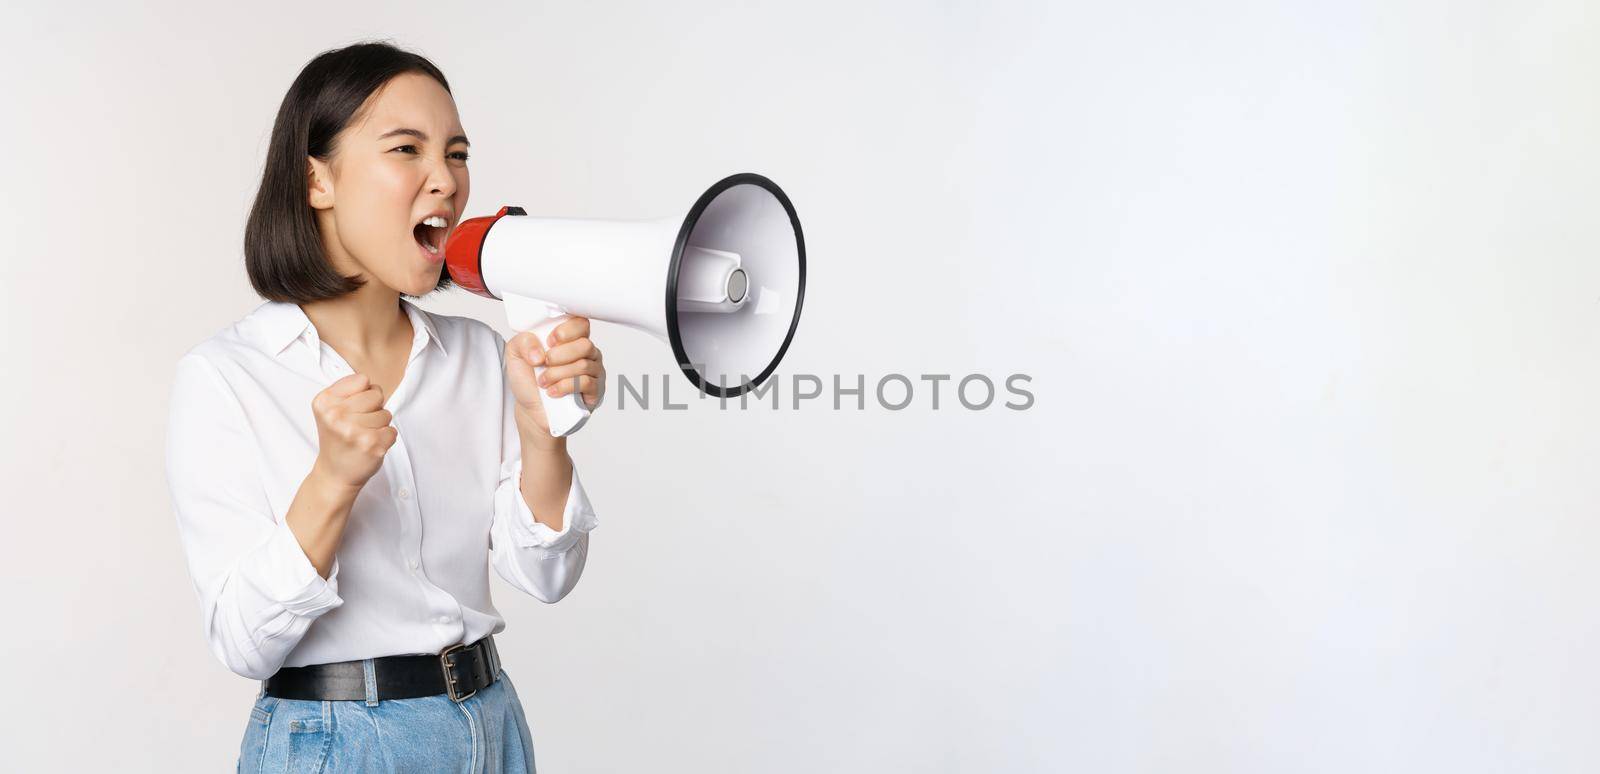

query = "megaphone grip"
[{"left": 506, "top": 294, "right": 592, "bottom": 438}]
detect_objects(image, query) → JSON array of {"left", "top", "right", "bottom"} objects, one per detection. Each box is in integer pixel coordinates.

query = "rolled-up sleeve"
[
  {"left": 165, "top": 353, "right": 342, "bottom": 680},
  {"left": 488, "top": 335, "right": 599, "bottom": 604}
]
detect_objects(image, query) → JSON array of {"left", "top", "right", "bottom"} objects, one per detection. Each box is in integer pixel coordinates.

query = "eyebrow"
[{"left": 377, "top": 127, "right": 471, "bottom": 147}]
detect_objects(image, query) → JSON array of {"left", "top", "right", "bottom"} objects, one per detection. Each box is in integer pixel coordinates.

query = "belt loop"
[{"left": 362, "top": 658, "right": 380, "bottom": 706}]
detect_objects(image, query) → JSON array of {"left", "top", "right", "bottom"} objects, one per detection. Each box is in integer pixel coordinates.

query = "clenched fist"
[
  {"left": 309, "top": 373, "right": 397, "bottom": 489},
  {"left": 505, "top": 316, "right": 605, "bottom": 438}
]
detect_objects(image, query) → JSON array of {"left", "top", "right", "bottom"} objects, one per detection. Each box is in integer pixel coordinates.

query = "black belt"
[{"left": 263, "top": 636, "right": 501, "bottom": 703}]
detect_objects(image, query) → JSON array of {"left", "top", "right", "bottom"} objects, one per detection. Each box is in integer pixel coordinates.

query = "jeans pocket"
[
  {"left": 285, "top": 707, "right": 333, "bottom": 773},
  {"left": 249, "top": 696, "right": 277, "bottom": 726},
  {"left": 238, "top": 697, "right": 277, "bottom": 773}
]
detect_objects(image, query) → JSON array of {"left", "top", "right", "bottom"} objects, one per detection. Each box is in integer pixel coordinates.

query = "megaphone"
[{"left": 444, "top": 172, "right": 806, "bottom": 437}]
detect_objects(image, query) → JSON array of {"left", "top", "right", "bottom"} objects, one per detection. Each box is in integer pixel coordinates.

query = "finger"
[
  {"left": 348, "top": 408, "right": 393, "bottom": 428},
  {"left": 508, "top": 331, "right": 548, "bottom": 366},
  {"left": 559, "top": 374, "right": 605, "bottom": 407},
  {"left": 327, "top": 372, "right": 370, "bottom": 398},
  {"left": 342, "top": 385, "right": 385, "bottom": 413},
  {"left": 547, "top": 316, "right": 590, "bottom": 348},
  {"left": 576, "top": 374, "right": 602, "bottom": 406},
  {"left": 550, "top": 372, "right": 600, "bottom": 399},
  {"left": 537, "top": 358, "right": 603, "bottom": 388},
  {"left": 543, "top": 337, "right": 595, "bottom": 367}
]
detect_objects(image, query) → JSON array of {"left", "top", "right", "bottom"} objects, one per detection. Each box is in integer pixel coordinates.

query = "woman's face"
[{"left": 307, "top": 72, "right": 470, "bottom": 297}]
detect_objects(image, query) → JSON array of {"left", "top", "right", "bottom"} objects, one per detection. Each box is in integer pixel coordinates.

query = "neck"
[{"left": 300, "top": 282, "right": 409, "bottom": 359}]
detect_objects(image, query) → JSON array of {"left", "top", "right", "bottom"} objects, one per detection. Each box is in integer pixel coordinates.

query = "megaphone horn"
[{"left": 444, "top": 172, "right": 806, "bottom": 437}]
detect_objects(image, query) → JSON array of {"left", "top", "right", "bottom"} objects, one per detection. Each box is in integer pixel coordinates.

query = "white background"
[{"left": 3, "top": 1, "right": 1597, "bottom": 771}]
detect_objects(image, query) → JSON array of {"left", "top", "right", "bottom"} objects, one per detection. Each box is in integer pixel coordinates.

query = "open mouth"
[{"left": 413, "top": 215, "right": 449, "bottom": 257}]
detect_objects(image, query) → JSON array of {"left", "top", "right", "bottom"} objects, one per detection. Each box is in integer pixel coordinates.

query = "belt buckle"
[{"left": 440, "top": 643, "right": 478, "bottom": 703}]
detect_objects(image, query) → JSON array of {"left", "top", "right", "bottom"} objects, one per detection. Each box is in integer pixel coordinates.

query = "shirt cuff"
[
  {"left": 508, "top": 462, "right": 599, "bottom": 554},
  {"left": 245, "top": 519, "right": 344, "bottom": 617}
]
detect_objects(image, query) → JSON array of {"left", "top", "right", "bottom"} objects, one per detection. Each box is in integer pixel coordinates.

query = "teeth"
[
  {"left": 422, "top": 241, "right": 439, "bottom": 255},
  {"left": 421, "top": 215, "right": 448, "bottom": 228}
]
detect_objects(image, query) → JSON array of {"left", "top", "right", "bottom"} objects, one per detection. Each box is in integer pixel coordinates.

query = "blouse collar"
[{"left": 249, "top": 298, "right": 447, "bottom": 359}]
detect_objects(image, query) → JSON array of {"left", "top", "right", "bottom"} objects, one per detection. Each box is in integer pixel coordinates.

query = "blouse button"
[{"left": 398, "top": 488, "right": 410, "bottom": 500}]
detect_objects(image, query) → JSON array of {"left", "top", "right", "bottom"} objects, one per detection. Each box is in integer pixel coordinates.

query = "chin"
[
  {"left": 390, "top": 266, "right": 443, "bottom": 297},
  {"left": 403, "top": 278, "right": 440, "bottom": 297}
]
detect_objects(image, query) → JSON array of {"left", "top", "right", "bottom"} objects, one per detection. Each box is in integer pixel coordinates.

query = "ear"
[{"left": 307, "top": 156, "right": 335, "bottom": 210}]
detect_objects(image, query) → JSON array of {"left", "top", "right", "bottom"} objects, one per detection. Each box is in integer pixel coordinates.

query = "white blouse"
[{"left": 164, "top": 298, "right": 598, "bottom": 681}]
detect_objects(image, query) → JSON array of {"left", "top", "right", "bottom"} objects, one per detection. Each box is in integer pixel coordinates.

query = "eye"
[{"left": 390, "top": 145, "right": 467, "bottom": 162}]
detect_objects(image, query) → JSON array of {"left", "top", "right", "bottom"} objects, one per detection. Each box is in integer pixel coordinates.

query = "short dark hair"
[{"left": 245, "top": 41, "right": 456, "bottom": 302}]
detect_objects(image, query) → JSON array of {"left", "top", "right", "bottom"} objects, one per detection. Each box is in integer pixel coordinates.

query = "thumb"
[
  {"left": 507, "top": 331, "right": 546, "bottom": 366},
  {"left": 329, "top": 372, "right": 370, "bottom": 398}
]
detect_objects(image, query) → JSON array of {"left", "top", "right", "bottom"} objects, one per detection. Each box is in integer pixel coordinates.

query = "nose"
[{"left": 425, "top": 155, "right": 457, "bottom": 198}]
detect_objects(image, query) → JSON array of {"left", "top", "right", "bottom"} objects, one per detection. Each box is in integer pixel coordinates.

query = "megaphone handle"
[{"left": 505, "top": 293, "right": 592, "bottom": 438}]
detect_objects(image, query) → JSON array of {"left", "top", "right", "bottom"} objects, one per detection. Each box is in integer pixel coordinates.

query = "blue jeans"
[{"left": 238, "top": 664, "right": 537, "bottom": 772}]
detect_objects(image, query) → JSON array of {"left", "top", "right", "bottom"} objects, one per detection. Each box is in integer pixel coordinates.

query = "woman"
[{"left": 165, "top": 42, "right": 606, "bottom": 772}]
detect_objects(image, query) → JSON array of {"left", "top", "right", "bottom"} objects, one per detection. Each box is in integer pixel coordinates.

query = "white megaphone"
[{"left": 444, "top": 172, "right": 806, "bottom": 437}]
